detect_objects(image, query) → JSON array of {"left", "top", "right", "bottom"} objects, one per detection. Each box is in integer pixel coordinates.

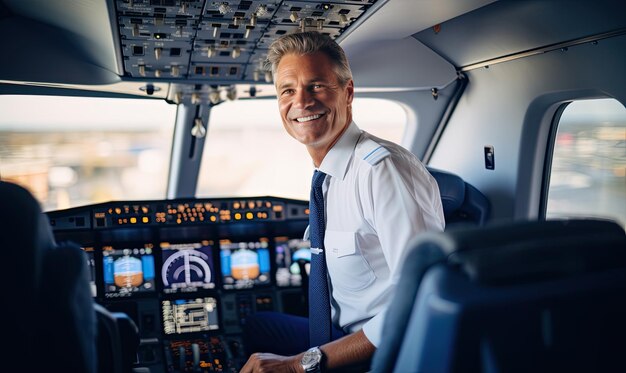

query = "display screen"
[
  {"left": 161, "top": 241, "right": 216, "bottom": 294},
  {"left": 162, "top": 297, "right": 220, "bottom": 335},
  {"left": 220, "top": 239, "right": 271, "bottom": 290},
  {"left": 274, "top": 237, "right": 311, "bottom": 287},
  {"left": 102, "top": 243, "right": 156, "bottom": 298}
]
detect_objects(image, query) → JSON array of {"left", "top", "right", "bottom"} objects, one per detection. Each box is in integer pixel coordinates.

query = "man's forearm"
[{"left": 319, "top": 329, "right": 376, "bottom": 372}]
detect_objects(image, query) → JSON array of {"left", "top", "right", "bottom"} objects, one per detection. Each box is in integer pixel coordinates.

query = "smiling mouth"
[{"left": 295, "top": 114, "right": 323, "bottom": 123}]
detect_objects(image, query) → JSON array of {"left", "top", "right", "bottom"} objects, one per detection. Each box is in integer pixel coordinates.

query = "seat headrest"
[
  {"left": 426, "top": 167, "right": 465, "bottom": 214},
  {"left": 0, "top": 181, "right": 55, "bottom": 318},
  {"left": 0, "top": 181, "right": 97, "bottom": 372},
  {"left": 445, "top": 218, "right": 626, "bottom": 284}
]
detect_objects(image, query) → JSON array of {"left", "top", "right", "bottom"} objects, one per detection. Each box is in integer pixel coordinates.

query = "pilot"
[{"left": 240, "top": 31, "right": 445, "bottom": 372}]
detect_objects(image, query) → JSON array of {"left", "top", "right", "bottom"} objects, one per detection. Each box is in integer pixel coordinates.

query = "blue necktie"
[{"left": 309, "top": 170, "right": 332, "bottom": 346}]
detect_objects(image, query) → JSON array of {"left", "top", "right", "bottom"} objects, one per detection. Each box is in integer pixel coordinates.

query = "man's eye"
[{"left": 281, "top": 89, "right": 294, "bottom": 95}]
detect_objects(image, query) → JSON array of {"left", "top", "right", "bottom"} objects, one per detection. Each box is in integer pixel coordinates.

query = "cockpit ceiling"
[{"left": 116, "top": 0, "right": 379, "bottom": 84}]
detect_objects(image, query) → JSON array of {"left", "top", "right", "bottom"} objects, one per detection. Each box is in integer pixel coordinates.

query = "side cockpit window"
[{"left": 545, "top": 98, "right": 626, "bottom": 227}]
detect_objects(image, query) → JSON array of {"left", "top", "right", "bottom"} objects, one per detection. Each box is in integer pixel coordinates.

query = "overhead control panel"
[{"left": 115, "top": 0, "right": 378, "bottom": 84}]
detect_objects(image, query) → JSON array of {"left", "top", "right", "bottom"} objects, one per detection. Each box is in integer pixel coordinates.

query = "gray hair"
[{"left": 266, "top": 31, "right": 353, "bottom": 86}]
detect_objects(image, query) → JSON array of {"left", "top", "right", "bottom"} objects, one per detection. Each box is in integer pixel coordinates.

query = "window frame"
[{"left": 539, "top": 101, "right": 569, "bottom": 220}]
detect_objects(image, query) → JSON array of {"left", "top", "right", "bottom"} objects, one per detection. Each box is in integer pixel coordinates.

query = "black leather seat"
[
  {"left": 0, "top": 180, "right": 97, "bottom": 371},
  {"left": 371, "top": 218, "right": 626, "bottom": 373},
  {"left": 427, "top": 167, "right": 490, "bottom": 227},
  {"left": 0, "top": 181, "right": 142, "bottom": 373}
]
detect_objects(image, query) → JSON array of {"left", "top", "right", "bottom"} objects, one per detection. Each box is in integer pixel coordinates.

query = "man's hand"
[
  {"left": 239, "top": 352, "right": 303, "bottom": 373},
  {"left": 240, "top": 330, "right": 375, "bottom": 372}
]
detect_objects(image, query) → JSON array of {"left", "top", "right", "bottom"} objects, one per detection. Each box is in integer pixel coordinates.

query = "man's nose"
[{"left": 293, "top": 89, "right": 314, "bottom": 109}]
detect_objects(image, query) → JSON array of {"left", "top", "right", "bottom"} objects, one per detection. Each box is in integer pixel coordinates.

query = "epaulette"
[{"left": 357, "top": 138, "right": 391, "bottom": 166}]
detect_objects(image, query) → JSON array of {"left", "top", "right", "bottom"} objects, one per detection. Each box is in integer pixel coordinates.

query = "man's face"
[{"left": 275, "top": 52, "right": 354, "bottom": 157}]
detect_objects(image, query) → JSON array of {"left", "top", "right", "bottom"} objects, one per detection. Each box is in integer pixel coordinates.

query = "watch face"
[{"left": 301, "top": 347, "right": 322, "bottom": 370}]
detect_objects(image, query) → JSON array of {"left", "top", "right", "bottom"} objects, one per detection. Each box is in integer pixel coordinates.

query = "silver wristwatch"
[{"left": 301, "top": 346, "right": 324, "bottom": 372}]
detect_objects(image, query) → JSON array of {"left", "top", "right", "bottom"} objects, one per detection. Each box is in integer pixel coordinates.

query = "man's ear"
[{"left": 345, "top": 79, "right": 354, "bottom": 104}]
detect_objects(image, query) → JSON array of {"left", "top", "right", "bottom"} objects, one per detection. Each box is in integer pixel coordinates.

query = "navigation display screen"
[
  {"left": 102, "top": 243, "right": 156, "bottom": 298},
  {"left": 162, "top": 297, "right": 220, "bottom": 335},
  {"left": 160, "top": 241, "right": 216, "bottom": 294},
  {"left": 274, "top": 237, "right": 311, "bottom": 287},
  {"left": 220, "top": 239, "right": 271, "bottom": 290}
]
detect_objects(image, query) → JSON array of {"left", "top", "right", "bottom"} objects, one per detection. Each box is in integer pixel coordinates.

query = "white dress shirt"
[{"left": 313, "top": 121, "right": 445, "bottom": 347}]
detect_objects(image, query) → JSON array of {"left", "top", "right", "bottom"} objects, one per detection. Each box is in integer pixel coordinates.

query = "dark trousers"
[{"left": 242, "top": 311, "right": 347, "bottom": 357}]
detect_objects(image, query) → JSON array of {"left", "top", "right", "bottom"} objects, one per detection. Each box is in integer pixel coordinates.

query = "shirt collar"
[{"left": 318, "top": 121, "right": 361, "bottom": 181}]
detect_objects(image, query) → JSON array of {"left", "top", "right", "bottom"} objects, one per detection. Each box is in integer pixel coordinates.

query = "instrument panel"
[{"left": 47, "top": 196, "right": 311, "bottom": 372}]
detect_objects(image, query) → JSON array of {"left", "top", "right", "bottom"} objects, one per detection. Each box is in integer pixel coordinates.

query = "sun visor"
[
  {"left": 0, "top": 17, "right": 120, "bottom": 85},
  {"left": 344, "top": 37, "right": 457, "bottom": 91}
]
